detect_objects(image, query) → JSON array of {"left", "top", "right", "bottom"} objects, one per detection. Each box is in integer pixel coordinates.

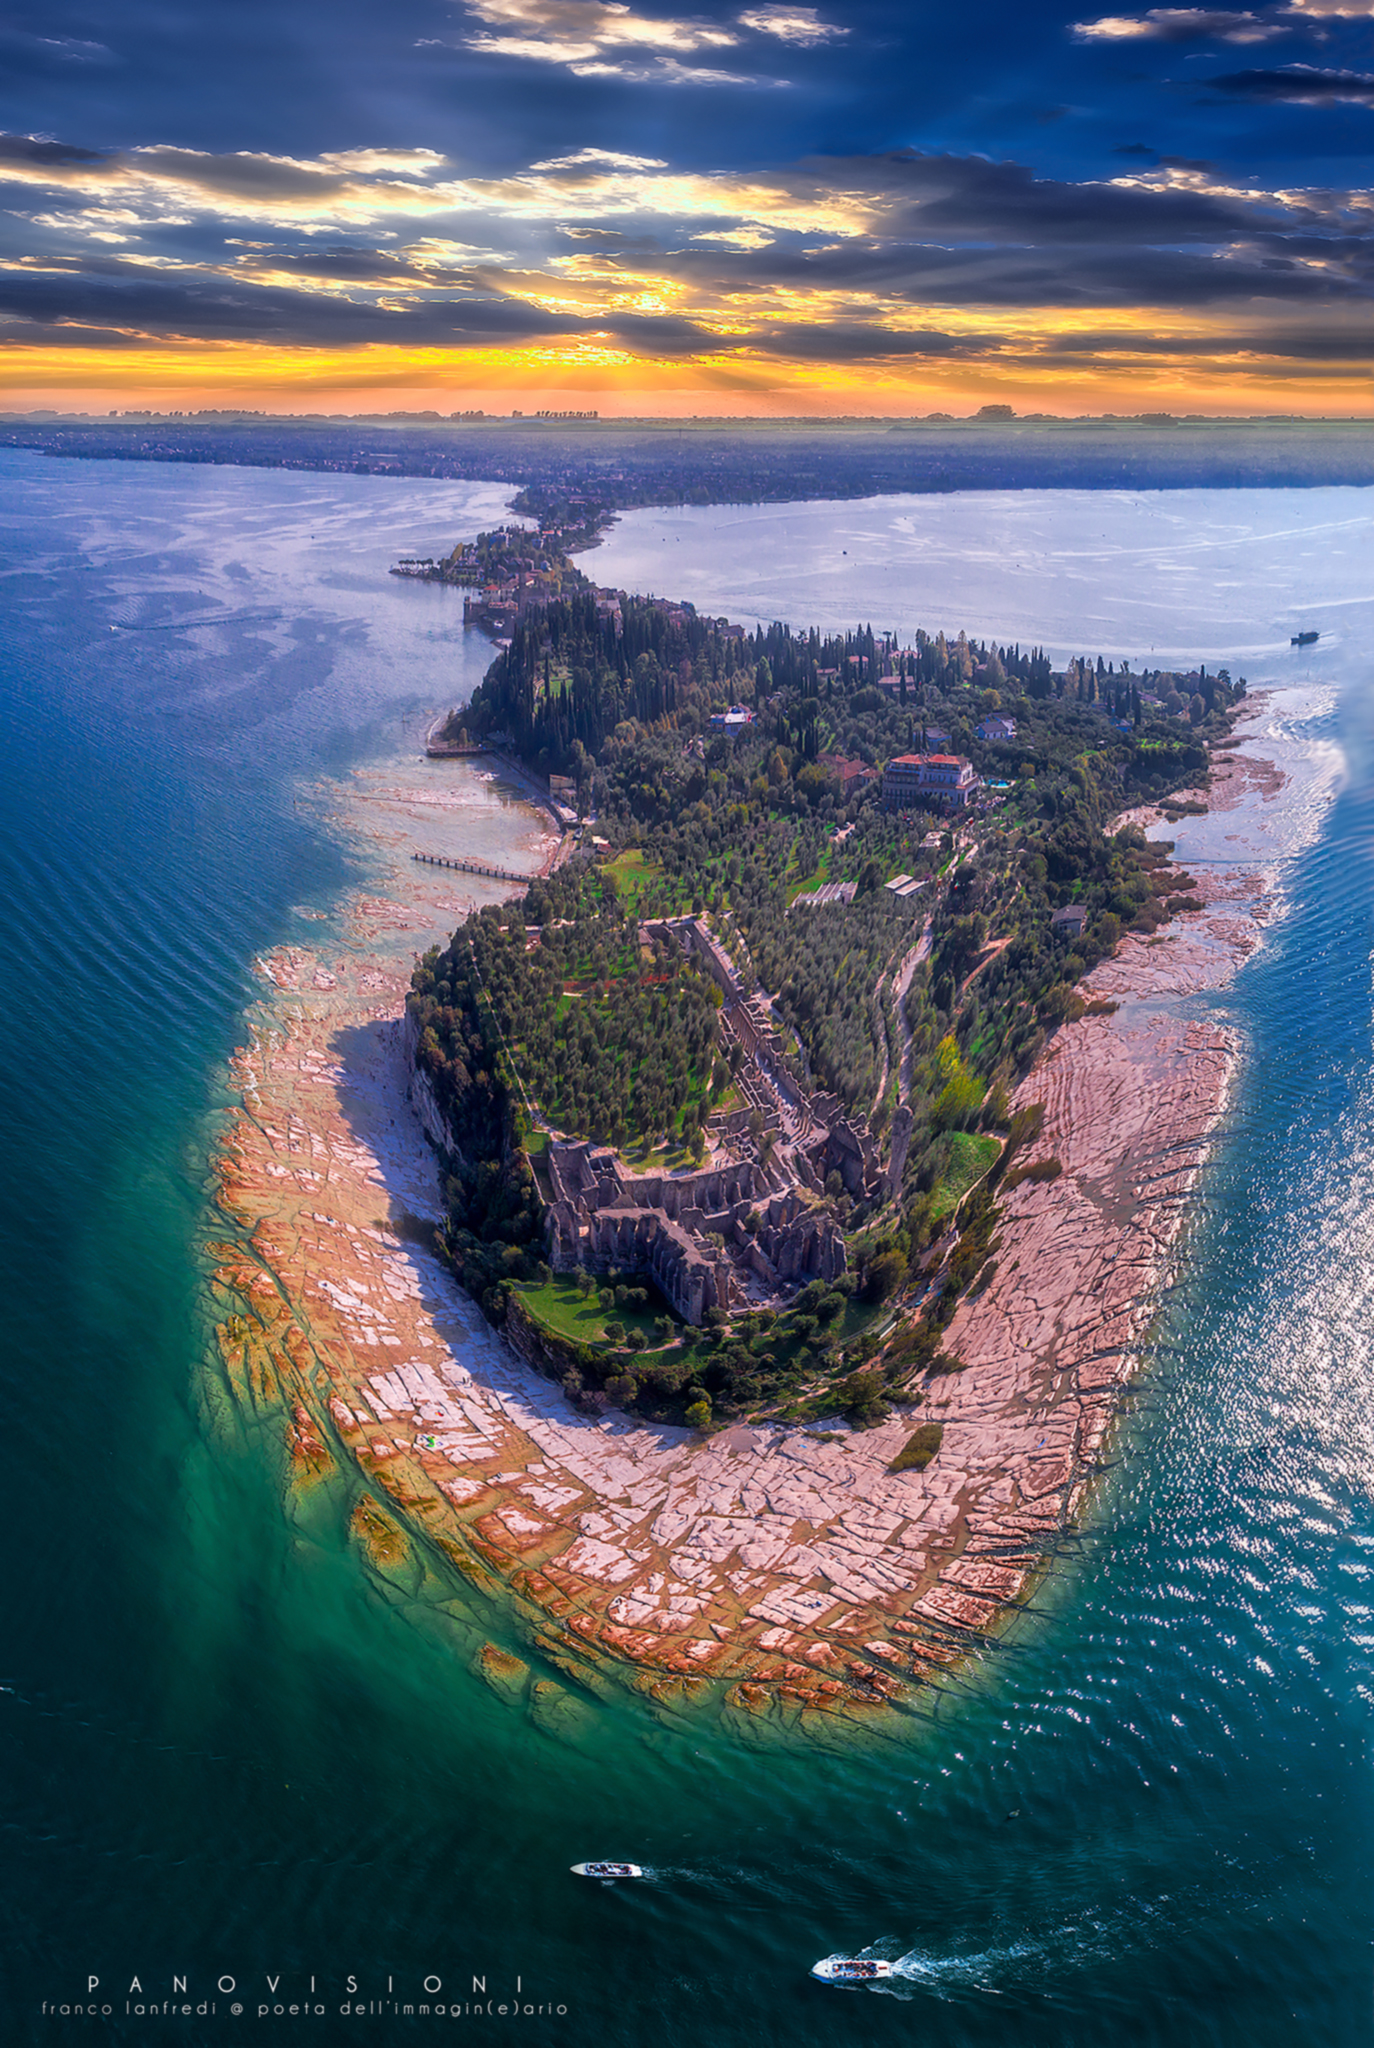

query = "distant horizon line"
[{"left": 5, "top": 408, "right": 1374, "bottom": 427}]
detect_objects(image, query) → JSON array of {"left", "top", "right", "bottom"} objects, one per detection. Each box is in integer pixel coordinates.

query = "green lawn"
[
  {"left": 786, "top": 845, "right": 832, "bottom": 904},
  {"left": 930, "top": 1131, "right": 1002, "bottom": 1220},
  {"left": 604, "top": 848, "right": 663, "bottom": 912},
  {"left": 621, "top": 1131, "right": 700, "bottom": 1171},
  {"left": 515, "top": 1277, "right": 678, "bottom": 1351}
]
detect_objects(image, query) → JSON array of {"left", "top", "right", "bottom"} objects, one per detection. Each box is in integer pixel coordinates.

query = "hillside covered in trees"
[{"left": 411, "top": 526, "right": 1244, "bottom": 1429}]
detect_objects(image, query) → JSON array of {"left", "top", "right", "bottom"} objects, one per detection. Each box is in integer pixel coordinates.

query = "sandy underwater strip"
[{"left": 208, "top": 741, "right": 1281, "bottom": 1729}]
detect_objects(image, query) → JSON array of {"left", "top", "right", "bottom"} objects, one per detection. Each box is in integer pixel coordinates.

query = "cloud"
[
  {"left": 0, "top": 134, "right": 106, "bottom": 169},
  {"left": 5, "top": 134, "right": 1374, "bottom": 390},
  {"left": 0, "top": 28, "right": 116, "bottom": 70},
  {"left": 531, "top": 149, "right": 669, "bottom": 169},
  {"left": 446, "top": 0, "right": 768, "bottom": 78},
  {"left": 736, "top": 5, "right": 846, "bottom": 44},
  {"left": 0, "top": 136, "right": 479, "bottom": 231},
  {"left": 691, "top": 225, "right": 776, "bottom": 245},
  {"left": 1207, "top": 62, "right": 1374, "bottom": 98},
  {"left": 456, "top": 156, "right": 876, "bottom": 231},
  {"left": 1285, "top": 0, "right": 1374, "bottom": 14},
  {"left": 0, "top": 265, "right": 593, "bottom": 349},
  {"left": 0, "top": 131, "right": 871, "bottom": 238},
  {"left": 1073, "top": 8, "right": 1280, "bottom": 40},
  {"left": 462, "top": 0, "right": 737, "bottom": 52},
  {"left": 565, "top": 52, "right": 757, "bottom": 79}
]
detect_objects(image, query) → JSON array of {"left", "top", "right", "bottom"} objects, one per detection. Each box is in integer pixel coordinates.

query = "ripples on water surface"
[{"left": 2, "top": 454, "right": 1374, "bottom": 2044}]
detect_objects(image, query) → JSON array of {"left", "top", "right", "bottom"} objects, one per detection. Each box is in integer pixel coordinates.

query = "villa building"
[{"left": 882, "top": 752, "right": 981, "bottom": 811}]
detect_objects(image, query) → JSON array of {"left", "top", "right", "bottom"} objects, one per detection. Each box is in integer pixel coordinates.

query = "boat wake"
[
  {"left": 815, "top": 1910, "right": 1158, "bottom": 2000},
  {"left": 111, "top": 607, "right": 284, "bottom": 632}
]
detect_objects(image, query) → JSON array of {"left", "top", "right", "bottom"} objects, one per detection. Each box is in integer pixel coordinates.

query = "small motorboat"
[
  {"left": 1291, "top": 630, "right": 1319, "bottom": 646},
  {"left": 571, "top": 1861, "right": 643, "bottom": 1879},
  {"left": 811, "top": 1957, "right": 894, "bottom": 1984}
]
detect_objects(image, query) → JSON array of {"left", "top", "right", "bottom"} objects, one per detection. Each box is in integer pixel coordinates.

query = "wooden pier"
[{"left": 412, "top": 852, "right": 531, "bottom": 884}]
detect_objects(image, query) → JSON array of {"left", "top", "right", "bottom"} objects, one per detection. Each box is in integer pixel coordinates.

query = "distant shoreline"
[{"left": 9, "top": 417, "right": 1374, "bottom": 528}]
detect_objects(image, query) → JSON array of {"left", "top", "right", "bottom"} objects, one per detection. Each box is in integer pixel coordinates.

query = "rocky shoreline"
[{"left": 209, "top": 713, "right": 1285, "bottom": 1730}]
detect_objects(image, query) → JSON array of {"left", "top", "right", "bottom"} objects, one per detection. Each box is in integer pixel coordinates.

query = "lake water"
[
  {"left": 593, "top": 486, "right": 1374, "bottom": 670},
  {"left": 2, "top": 450, "right": 1374, "bottom": 2046}
]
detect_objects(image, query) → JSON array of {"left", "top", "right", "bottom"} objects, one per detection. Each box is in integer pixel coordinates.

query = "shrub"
[
  {"left": 685, "top": 1395, "right": 713, "bottom": 1431},
  {"left": 968, "top": 1257, "right": 997, "bottom": 1298},
  {"left": 863, "top": 1248, "right": 907, "bottom": 1303},
  {"left": 932, "top": 1070, "right": 984, "bottom": 1130},
  {"left": 837, "top": 1367, "right": 888, "bottom": 1427},
  {"left": 883, "top": 1318, "right": 942, "bottom": 1377},
  {"left": 1040, "top": 982, "right": 1085, "bottom": 1025},
  {"left": 1003, "top": 1156, "right": 1063, "bottom": 1191},
  {"left": 980, "top": 1079, "right": 1011, "bottom": 1131},
  {"left": 605, "top": 1372, "right": 638, "bottom": 1408},
  {"left": 1004, "top": 1101, "right": 1045, "bottom": 1154},
  {"left": 889, "top": 1422, "right": 944, "bottom": 1473},
  {"left": 603, "top": 1318, "right": 627, "bottom": 1342}
]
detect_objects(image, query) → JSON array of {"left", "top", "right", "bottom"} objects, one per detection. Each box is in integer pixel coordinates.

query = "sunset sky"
[{"left": 4, "top": 0, "right": 1374, "bottom": 414}]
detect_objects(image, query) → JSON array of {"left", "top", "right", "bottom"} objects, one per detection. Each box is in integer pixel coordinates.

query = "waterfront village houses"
[{"left": 882, "top": 752, "right": 981, "bottom": 811}]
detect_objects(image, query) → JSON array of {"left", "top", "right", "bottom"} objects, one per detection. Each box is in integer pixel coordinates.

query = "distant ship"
[
  {"left": 1291, "top": 631, "right": 1319, "bottom": 646},
  {"left": 811, "top": 1958, "right": 894, "bottom": 1984},
  {"left": 570, "top": 1861, "right": 643, "bottom": 1879}
]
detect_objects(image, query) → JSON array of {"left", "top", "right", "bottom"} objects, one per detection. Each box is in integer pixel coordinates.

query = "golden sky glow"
[{"left": 5, "top": 332, "right": 1374, "bottom": 418}]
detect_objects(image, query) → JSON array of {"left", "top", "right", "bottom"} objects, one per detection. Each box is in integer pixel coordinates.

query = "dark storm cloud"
[
  {"left": 849, "top": 150, "right": 1266, "bottom": 244},
  {"left": 748, "top": 322, "right": 989, "bottom": 361},
  {"left": 1207, "top": 63, "right": 1374, "bottom": 101},
  {"left": 0, "top": 267, "right": 584, "bottom": 346},
  {"left": 1040, "top": 325, "right": 1374, "bottom": 353},
  {"left": 2, "top": 129, "right": 1366, "bottom": 365},
  {"left": 0, "top": 130, "right": 105, "bottom": 167},
  {"left": 660, "top": 225, "right": 1361, "bottom": 308},
  {"left": 1072, "top": 7, "right": 1281, "bottom": 43}
]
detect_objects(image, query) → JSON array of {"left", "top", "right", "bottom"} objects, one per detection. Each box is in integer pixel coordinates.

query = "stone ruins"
[
  {"left": 543, "top": 1142, "right": 847, "bottom": 1324},
  {"left": 534, "top": 910, "right": 891, "bottom": 1324}
]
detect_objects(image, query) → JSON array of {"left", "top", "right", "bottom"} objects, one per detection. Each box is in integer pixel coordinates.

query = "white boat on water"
[
  {"left": 811, "top": 1958, "right": 894, "bottom": 1984},
  {"left": 571, "top": 1861, "right": 643, "bottom": 1879}
]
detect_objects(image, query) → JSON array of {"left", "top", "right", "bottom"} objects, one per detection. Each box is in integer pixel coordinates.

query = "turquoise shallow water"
[{"left": 3, "top": 451, "right": 1374, "bottom": 2045}]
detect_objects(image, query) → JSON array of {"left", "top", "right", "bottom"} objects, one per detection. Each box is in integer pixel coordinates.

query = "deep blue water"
[{"left": 2, "top": 450, "right": 1374, "bottom": 2046}]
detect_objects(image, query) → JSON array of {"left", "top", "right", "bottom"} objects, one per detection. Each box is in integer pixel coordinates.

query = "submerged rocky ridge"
[{"left": 207, "top": 558, "right": 1285, "bottom": 1722}]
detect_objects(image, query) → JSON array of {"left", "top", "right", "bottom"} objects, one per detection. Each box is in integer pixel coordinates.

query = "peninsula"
[{"left": 212, "top": 520, "right": 1278, "bottom": 1727}]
